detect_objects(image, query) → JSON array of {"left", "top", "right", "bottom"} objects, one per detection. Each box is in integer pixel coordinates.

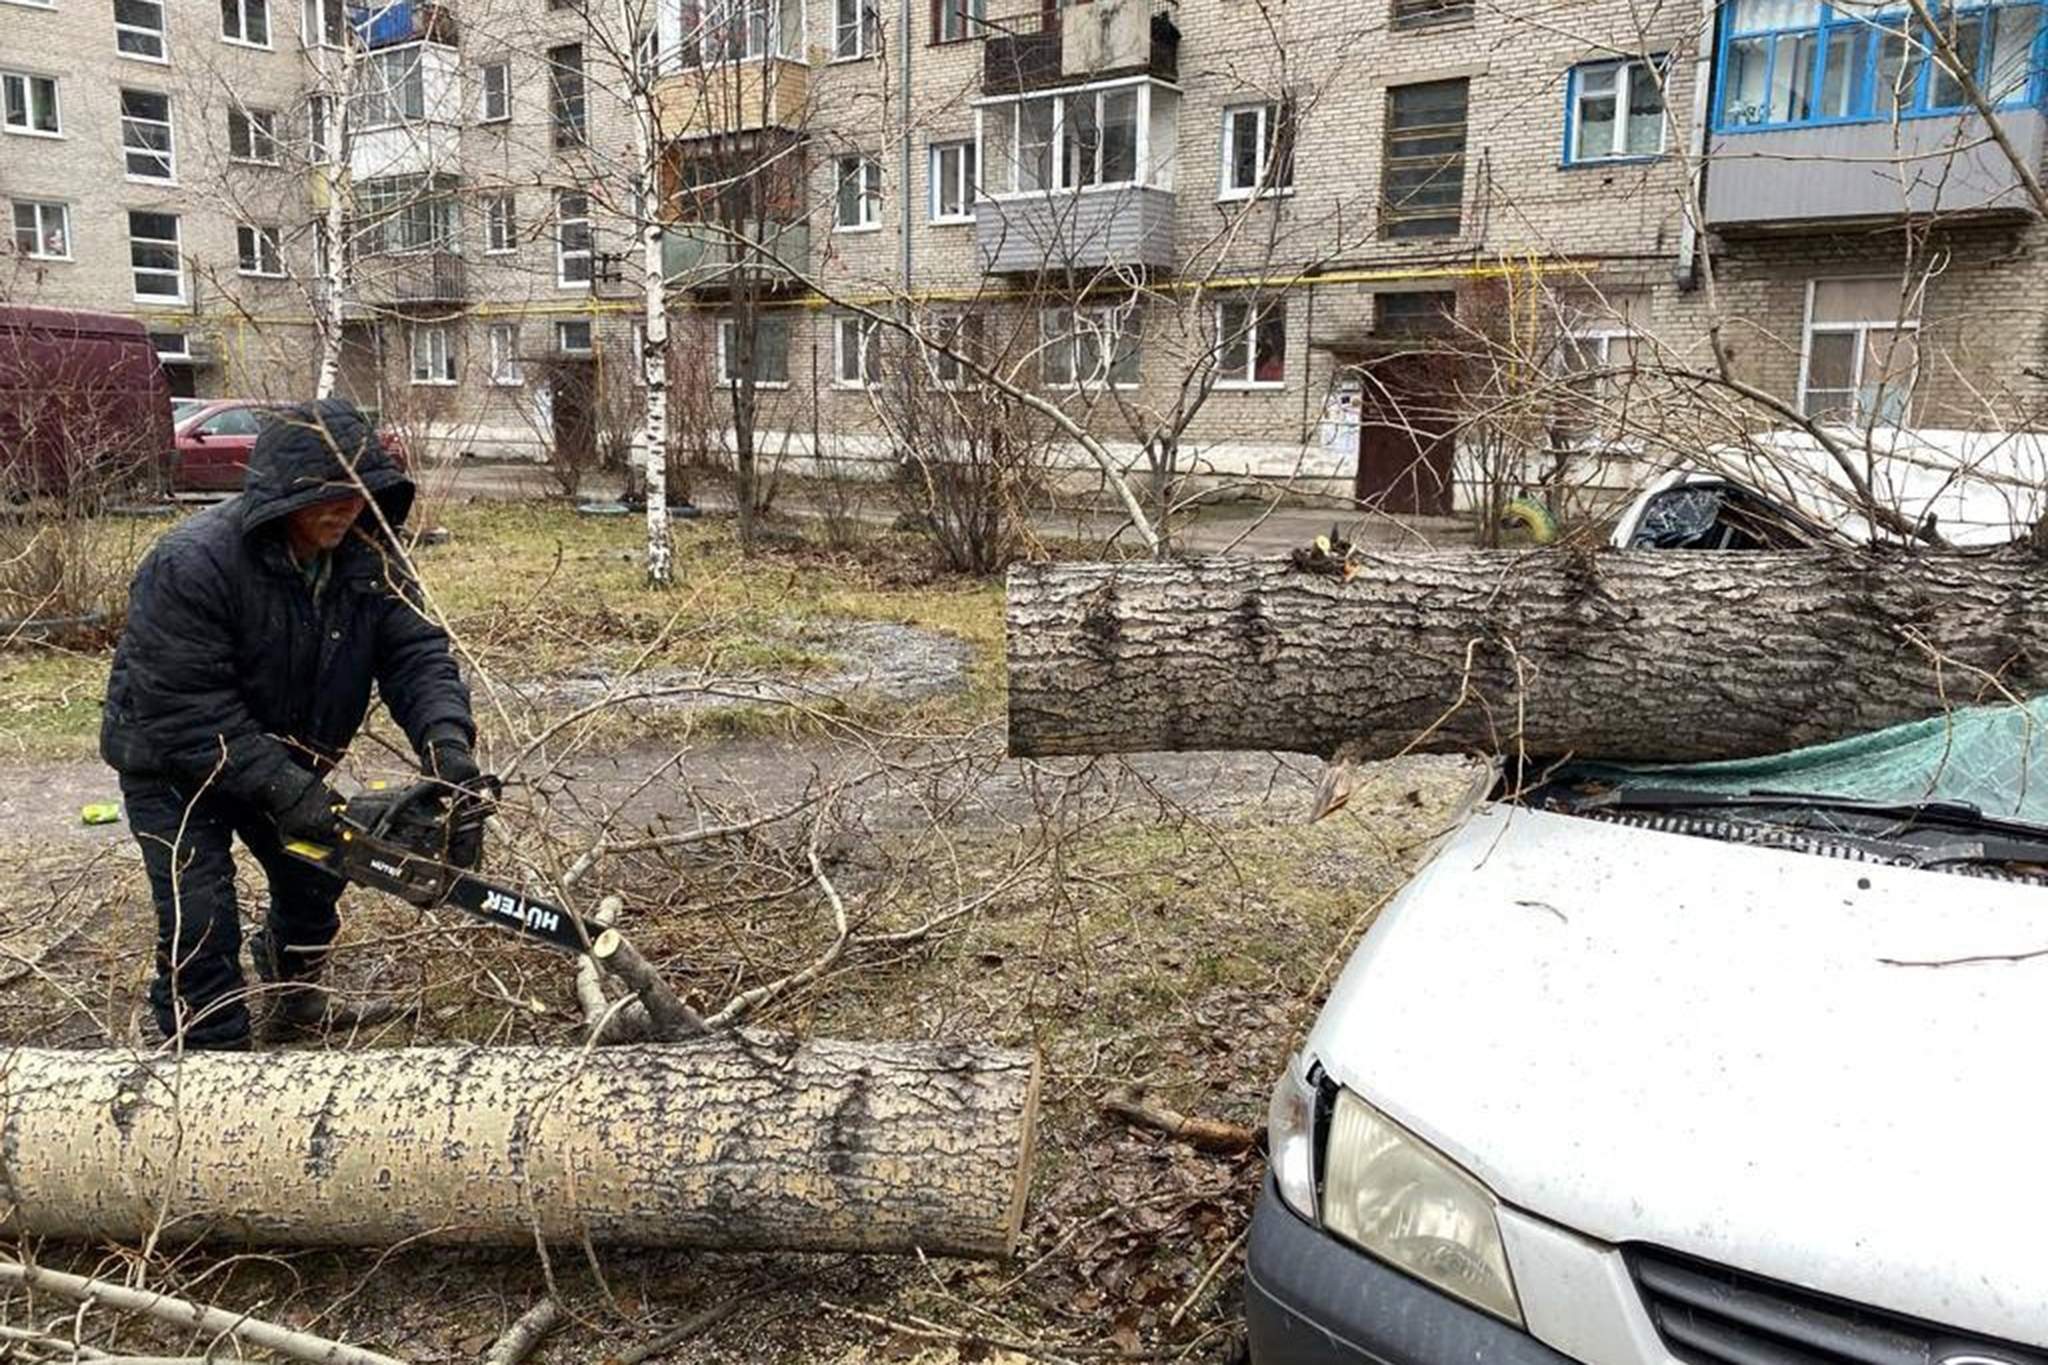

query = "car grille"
[{"left": 1629, "top": 1247, "right": 2045, "bottom": 1365}]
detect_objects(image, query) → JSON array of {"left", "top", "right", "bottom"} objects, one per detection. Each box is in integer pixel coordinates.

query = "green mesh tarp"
[{"left": 1566, "top": 696, "right": 2048, "bottom": 826}]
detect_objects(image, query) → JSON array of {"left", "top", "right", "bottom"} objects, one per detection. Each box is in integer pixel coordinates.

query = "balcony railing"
[
  {"left": 983, "top": 2, "right": 1178, "bottom": 95},
  {"left": 661, "top": 220, "right": 809, "bottom": 292},
  {"left": 352, "top": 250, "right": 467, "bottom": 304},
  {"left": 653, "top": 59, "right": 811, "bottom": 139}
]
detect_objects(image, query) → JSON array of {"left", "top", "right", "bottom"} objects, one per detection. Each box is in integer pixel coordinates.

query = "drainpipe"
[
  {"left": 900, "top": 0, "right": 913, "bottom": 301},
  {"left": 1676, "top": 0, "right": 1718, "bottom": 291}
]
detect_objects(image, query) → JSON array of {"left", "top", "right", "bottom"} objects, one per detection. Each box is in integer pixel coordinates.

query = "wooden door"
[
  {"left": 1353, "top": 354, "right": 1456, "bottom": 516},
  {"left": 551, "top": 363, "right": 597, "bottom": 469}
]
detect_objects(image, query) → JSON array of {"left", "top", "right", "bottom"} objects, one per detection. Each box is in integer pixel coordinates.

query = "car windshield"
[
  {"left": 170, "top": 399, "right": 206, "bottom": 428},
  {"left": 1547, "top": 695, "right": 2048, "bottom": 841}
]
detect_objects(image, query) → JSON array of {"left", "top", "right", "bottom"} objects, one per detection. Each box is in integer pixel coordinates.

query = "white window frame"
[
  {"left": 834, "top": 155, "right": 882, "bottom": 231},
  {"left": 488, "top": 323, "right": 523, "bottom": 385},
  {"left": 220, "top": 0, "right": 271, "bottom": 48},
  {"left": 228, "top": 106, "right": 279, "bottom": 164},
  {"left": 984, "top": 79, "right": 1149, "bottom": 198},
  {"left": 480, "top": 60, "right": 511, "bottom": 122},
  {"left": 355, "top": 46, "right": 426, "bottom": 130},
  {"left": 556, "top": 191, "right": 592, "bottom": 288},
  {"left": 833, "top": 314, "right": 881, "bottom": 388},
  {"left": 1798, "top": 278, "right": 1922, "bottom": 425},
  {"left": 833, "top": 0, "right": 878, "bottom": 59},
  {"left": 1040, "top": 303, "right": 1140, "bottom": 389},
  {"left": 1566, "top": 57, "right": 1667, "bottom": 165},
  {"left": 11, "top": 200, "right": 72, "bottom": 261},
  {"left": 927, "top": 311, "right": 980, "bottom": 388},
  {"left": 717, "top": 315, "right": 792, "bottom": 388},
  {"left": 1213, "top": 299, "right": 1286, "bottom": 389},
  {"left": 120, "top": 87, "right": 175, "bottom": 180},
  {"left": 1219, "top": 100, "right": 1293, "bottom": 201},
  {"left": 236, "top": 223, "right": 285, "bottom": 276},
  {"left": 302, "top": 0, "right": 344, "bottom": 47},
  {"left": 935, "top": 0, "right": 983, "bottom": 42},
  {"left": 2, "top": 71, "right": 62, "bottom": 138},
  {"left": 306, "top": 93, "right": 334, "bottom": 164},
  {"left": 485, "top": 193, "right": 517, "bottom": 253},
  {"left": 151, "top": 331, "right": 191, "bottom": 361},
  {"left": 555, "top": 319, "right": 594, "bottom": 354},
  {"left": 929, "top": 139, "right": 976, "bottom": 223},
  {"left": 1, "top": 0, "right": 57, "bottom": 8},
  {"left": 128, "top": 210, "right": 184, "bottom": 302},
  {"left": 409, "top": 323, "right": 456, "bottom": 384},
  {"left": 677, "top": 0, "right": 806, "bottom": 67},
  {"left": 117, "top": 0, "right": 170, "bottom": 61}
]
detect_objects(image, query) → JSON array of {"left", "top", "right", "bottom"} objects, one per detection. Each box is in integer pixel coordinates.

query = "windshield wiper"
[{"left": 1577, "top": 786, "right": 2048, "bottom": 843}]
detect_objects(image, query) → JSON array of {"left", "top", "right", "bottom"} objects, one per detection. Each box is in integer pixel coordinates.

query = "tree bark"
[
  {"left": 0, "top": 1038, "right": 1039, "bottom": 1258},
  {"left": 1006, "top": 551, "right": 2048, "bottom": 763}
]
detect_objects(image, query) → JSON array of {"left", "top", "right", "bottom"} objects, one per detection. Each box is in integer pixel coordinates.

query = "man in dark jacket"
[{"left": 102, "top": 399, "right": 479, "bottom": 1050}]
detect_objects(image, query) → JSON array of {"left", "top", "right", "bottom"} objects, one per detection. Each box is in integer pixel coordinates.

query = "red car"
[{"left": 172, "top": 400, "right": 409, "bottom": 494}]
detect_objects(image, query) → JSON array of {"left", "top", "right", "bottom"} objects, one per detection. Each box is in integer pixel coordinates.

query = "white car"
[{"left": 1248, "top": 727, "right": 2048, "bottom": 1363}]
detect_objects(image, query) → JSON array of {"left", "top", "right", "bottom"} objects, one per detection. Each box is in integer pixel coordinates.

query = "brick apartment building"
[{"left": 4, "top": 0, "right": 2045, "bottom": 508}]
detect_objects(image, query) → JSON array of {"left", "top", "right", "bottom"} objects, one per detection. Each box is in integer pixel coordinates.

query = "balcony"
[
  {"left": 1706, "top": 110, "right": 2047, "bottom": 231},
  {"left": 661, "top": 220, "right": 810, "bottom": 292},
  {"left": 654, "top": 59, "right": 810, "bottom": 140},
  {"left": 349, "top": 1, "right": 457, "bottom": 49},
  {"left": 975, "top": 185, "right": 1175, "bottom": 275},
  {"left": 352, "top": 251, "right": 467, "bottom": 306},
  {"left": 983, "top": 0, "right": 1178, "bottom": 95}
]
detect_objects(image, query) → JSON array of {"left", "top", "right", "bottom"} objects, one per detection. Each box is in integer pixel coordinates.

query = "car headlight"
[
  {"left": 1321, "top": 1088, "right": 1523, "bottom": 1326},
  {"left": 1266, "top": 1054, "right": 1318, "bottom": 1221}
]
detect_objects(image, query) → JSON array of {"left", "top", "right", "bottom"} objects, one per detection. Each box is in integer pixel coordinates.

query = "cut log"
[
  {"left": 0, "top": 1037, "right": 1039, "bottom": 1258},
  {"left": 1007, "top": 551, "right": 2048, "bottom": 762}
]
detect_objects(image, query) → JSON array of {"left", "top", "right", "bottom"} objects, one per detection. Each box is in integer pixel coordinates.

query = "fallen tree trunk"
[
  {"left": 0, "top": 1038, "right": 1039, "bottom": 1258},
  {"left": 1007, "top": 551, "right": 2048, "bottom": 762}
]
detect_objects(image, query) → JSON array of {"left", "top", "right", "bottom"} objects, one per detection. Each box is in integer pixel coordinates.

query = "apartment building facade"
[{"left": 6, "top": 0, "right": 2047, "bottom": 507}]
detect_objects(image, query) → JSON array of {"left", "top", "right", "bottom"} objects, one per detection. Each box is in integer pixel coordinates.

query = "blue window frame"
[
  {"left": 1715, "top": 0, "right": 2048, "bottom": 132},
  {"left": 1565, "top": 57, "right": 1669, "bottom": 163}
]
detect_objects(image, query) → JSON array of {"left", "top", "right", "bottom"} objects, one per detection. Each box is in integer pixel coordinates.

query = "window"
[
  {"left": 1215, "top": 301, "right": 1286, "bottom": 386},
  {"left": 128, "top": 210, "right": 183, "bottom": 300},
  {"left": 1220, "top": 99, "right": 1295, "bottom": 198},
  {"left": 1041, "top": 304, "right": 1140, "bottom": 386},
  {"left": 631, "top": 321, "right": 648, "bottom": 385},
  {"left": 549, "top": 44, "right": 586, "bottom": 147},
  {"left": 1717, "top": 0, "right": 2048, "bottom": 131},
  {"left": 356, "top": 174, "right": 461, "bottom": 254},
  {"left": 117, "top": 0, "right": 169, "bottom": 59},
  {"left": 307, "top": 93, "right": 333, "bottom": 163},
  {"left": 836, "top": 155, "right": 883, "bottom": 229},
  {"left": 2, "top": 73, "right": 61, "bottom": 136},
  {"left": 303, "top": 0, "right": 343, "bottom": 46},
  {"left": 678, "top": 0, "right": 803, "bottom": 64},
  {"left": 993, "top": 86, "right": 1141, "bottom": 193},
  {"left": 929, "top": 140, "right": 977, "bottom": 221},
  {"left": 198, "top": 406, "right": 268, "bottom": 436},
  {"left": 481, "top": 60, "right": 510, "bottom": 121},
  {"left": 220, "top": 0, "right": 269, "bottom": 45},
  {"left": 1568, "top": 59, "right": 1666, "bottom": 162},
  {"left": 228, "top": 106, "right": 279, "bottom": 163},
  {"left": 1801, "top": 278, "right": 1920, "bottom": 424},
  {"left": 1392, "top": 0, "right": 1471, "bottom": 26},
  {"left": 927, "top": 312, "right": 982, "bottom": 386},
  {"left": 834, "top": 314, "right": 881, "bottom": 386},
  {"left": 355, "top": 47, "right": 425, "bottom": 127},
  {"left": 556, "top": 191, "right": 592, "bottom": 285},
  {"left": 935, "top": 0, "right": 983, "bottom": 41},
  {"left": 1377, "top": 290, "right": 1456, "bottom": 334},
  {"left": 151, "top": 331, "right": 190, "bottom": 360},
  {"left": 1553, "top": 293, "right": 1644, "bottom": 439},
  {"left": 121, "top": 88, "right": 174, "bottom": 178},
  {"left": 1382, "top": 79, "right": 1466, "bottom": 238},
  {"left": 409, "top": 324, "right": 455, "bottom": 384},
  {"left": 486, "top": 193, "right": 517, "bottom": 252},
  {"left": 556, "top": 319, "right": 593, "bottom": 353},
  {"left": 10, "top": 201, "right": 70, "bottom": 260},
  {"left": 237, "top": 223, "right": 284, "bottom": 275},
  {"left": 719, "top": 315, "right": 792, "bottom": 385},
  {"left": 488, "top": 323, "right": 522, "bottom": 385},
  {"left": 835, "top": 0, "right": 880, "bottom": 58}
]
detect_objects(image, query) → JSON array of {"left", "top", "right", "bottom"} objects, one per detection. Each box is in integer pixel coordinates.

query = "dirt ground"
[{"left": 0, "top": 502, "right": 1484, "bottom": 1364}]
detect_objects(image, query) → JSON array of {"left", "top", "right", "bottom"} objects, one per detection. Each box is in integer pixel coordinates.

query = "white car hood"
[{"left": 1306, "top": 805, "right": 2048, "bottom": 1346}]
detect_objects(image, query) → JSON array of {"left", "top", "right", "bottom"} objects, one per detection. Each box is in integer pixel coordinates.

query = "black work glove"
[
  {"left": 423, "top": 734, "right": 483, "bottom": 791},
  {"left": 275, "top": 778, "right": 345, "bottom": 845},
  {"left": 423, "top": 733, "right": 490, "bottom": 870}
]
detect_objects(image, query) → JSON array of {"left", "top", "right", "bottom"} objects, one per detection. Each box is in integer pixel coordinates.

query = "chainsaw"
[{"left": 284, "top": 778, "right": 603, "bottom": 955}]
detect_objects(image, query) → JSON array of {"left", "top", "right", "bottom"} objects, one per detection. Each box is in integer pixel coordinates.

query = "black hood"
[{"left": 241, "top": 399, "right": 413, "bottom": 538}]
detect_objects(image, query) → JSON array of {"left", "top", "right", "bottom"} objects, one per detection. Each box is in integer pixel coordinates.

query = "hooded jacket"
[{"left": 101, "top": 399, "right": 472, "bottom": 810}]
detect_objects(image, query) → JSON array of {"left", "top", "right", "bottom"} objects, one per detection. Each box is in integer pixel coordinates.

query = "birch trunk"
[
  {"left": 0, "top": 1038, "right": 1040, "bottom": 1258},
  {"left": 1006, "top": 551, "right": 2048, "bottom": 762},
  {"left": 310, "top": 42, "right": 352, "bottom": 400},
  {"left": 629, "top": 22, "right": 673, "bottom": 587}
]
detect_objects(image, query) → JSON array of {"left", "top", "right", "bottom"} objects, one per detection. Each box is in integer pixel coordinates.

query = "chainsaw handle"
[{"left": 357, "top": 780, "right": 447, "bottom": 840}]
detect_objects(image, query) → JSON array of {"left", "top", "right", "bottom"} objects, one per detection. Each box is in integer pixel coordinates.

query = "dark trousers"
[{"left": 119, "top": 773, "right": 346, "bottom": 1048}]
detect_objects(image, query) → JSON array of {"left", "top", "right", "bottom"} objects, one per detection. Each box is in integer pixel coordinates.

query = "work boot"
[{"left": 248, "top": 927, "right": 413, "bottom": 1042}]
